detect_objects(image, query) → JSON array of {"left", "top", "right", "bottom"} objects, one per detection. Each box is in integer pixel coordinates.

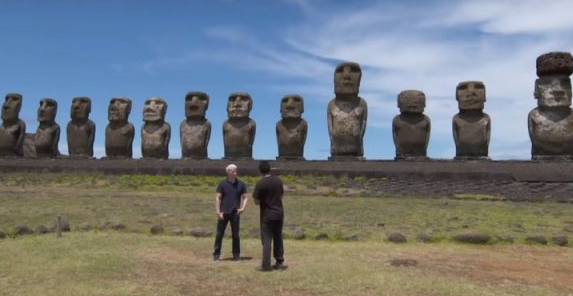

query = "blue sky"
[{"left": 2, "top": 0, "right": 573, "bottom": 160}]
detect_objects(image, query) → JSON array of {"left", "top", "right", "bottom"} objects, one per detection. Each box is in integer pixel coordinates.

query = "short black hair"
[{"left": 258, "top": 161, "right": 271, "bottom": 174}]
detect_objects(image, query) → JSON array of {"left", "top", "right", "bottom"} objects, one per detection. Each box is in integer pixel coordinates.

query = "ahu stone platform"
[{"left": 1, "top": 158, "right": 573, "bottom": 200}]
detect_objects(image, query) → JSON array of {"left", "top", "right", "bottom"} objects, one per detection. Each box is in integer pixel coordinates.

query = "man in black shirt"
[
  {"left": 213, "top": 164, "right": 248, "bottom": 261},
  {"left": 253, "top": 161, "right": 285, "bottom": 271}
]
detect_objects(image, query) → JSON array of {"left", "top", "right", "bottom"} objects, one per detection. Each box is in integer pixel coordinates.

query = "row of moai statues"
[{"left": 1, "top": 52, "right": 571, "bottom": 160}]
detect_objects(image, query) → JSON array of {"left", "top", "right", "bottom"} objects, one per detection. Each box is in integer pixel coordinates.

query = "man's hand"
[
  {"left": 237, "top": 208, "right": 245, "bottom": 215},
  {"left": 217, "top": 212, "right": 224, "bottom": 220}
]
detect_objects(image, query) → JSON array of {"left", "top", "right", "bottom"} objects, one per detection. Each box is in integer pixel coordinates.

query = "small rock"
[
  {"left": 453, "top": 233, "right": 491, "bottom": 244},
  {"left": 563, "top": 226, "right": 573, "bottom": 233},
  {"left": 189, "top": 227, "right": 211, "bottom": 238},
  {"left": 387, "top": 232, "right": 407, "bottom": 243},
  {"left": 292, "top": 229, "right": 305, "bottom": 240},
  {"left": 525, "top": 235, "right": 547, "bottom": 245},
  {"left": 110, "top": 223, "right": 126, "bottom": 231},
  {"left": 0, "top": 230, "right": 6, "bottom": 239},
  {"left": 54, "top": 219, "right": 71, "bottom": 232},
  {"left": 552, "top": 236, "right": 568, "bottom": 246},
  {"left": 150, "top": 225, "right": 164, "bottom": 235},
  {"left": 314, "top": 232, "right": 328, "bottom": 240},
  {"left": 416, "top": 233, "right": 432, "bottom": 243},
  {"left": 388, "top": 258, "right": 418, "bottom": 267},
  {"left": 343, "top": 234, "right": 358, "bottom": 241},
  {"left": 99, "top": 221, "right": 113, "bottom": 231},
  {"left": 169, "top": 228, "right": 184, "bottom": 236},
  {"left": 78, "top": 223, "right": 92, "bottom": 231},
  {"left": 35, "top": 225, "right": 49, "bottom": 234},
  {"left": 13, "top": 225, "right": 34, "bottom": 236}
]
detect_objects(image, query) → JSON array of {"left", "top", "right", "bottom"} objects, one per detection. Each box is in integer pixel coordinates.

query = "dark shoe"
[
  {"left": 255, "top": 266, "right": 272, "bottom": 272},
  {"left": 213, "top": 255, "right": 220, "bottom": 261},
  {"left": 272, "top": 262, "right": 287, "bottom": 270},
  {"left": 233, "top": 254, "right": 240, "bottom": 261}
]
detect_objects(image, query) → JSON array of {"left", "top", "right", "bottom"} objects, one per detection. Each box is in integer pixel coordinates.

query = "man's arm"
[
  {"left": 215, "top": 192, "right": 223, "bottom": 220},
  {"left": 238, "top": 193, "right": 248, "bottom": 214}
]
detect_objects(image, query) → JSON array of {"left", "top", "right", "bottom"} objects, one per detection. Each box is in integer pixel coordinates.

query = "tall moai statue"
[
  {"left": 452, "top": 81, "right": 491, "bottom": 160},
  {"left": 180, "top": 91, "right": 211, "bottom": 159},
  {"left": 0, "top": 93, "right": 26, "bottom": 157},
  {"left": 528, "top": 52, "right": 573, "bottom": 160},
  {"left": 105, "top": 97, "right": 134, "bottom": 159},
  {"left": 67, "top": 97, "right": 96, "bottom": 158},
  {"left": 392, "top": 90, "right": 431, "bottom": 160},
  {"left": 276, "top": 94, "right": 307, "bottom": 160},
  {"left": 35, "top": 98, "right": 60, "bottom": 158},
  {"left": 223, "top": 92, "right": 255, "bottom": 160},
  {"left": 141, "top": 97, "right": 170, "bottom": 159},
  {"left": 327, "top": 62, "right": 367, "bottom": 161}
]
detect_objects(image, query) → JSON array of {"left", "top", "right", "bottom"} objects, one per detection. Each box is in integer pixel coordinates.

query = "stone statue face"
[
  {"left": 227, "top": 93, "right": 252, "bottom": 119},
  {"left": 143, "top": 97, "right": 167, "bottom": 122},
  {"left": 334, "top": 62, "right": 361, "bottom": 95},
  {"left": 185, "top": 92, "right": 209, "bottom": 118},
  {"left": 535, "top": 77, "right": 572, "bottom": 107},
  {"left": 70, "top": 97, "right": 91, "bottom": 121},
  {"left": 280, "top": 95, "right": 304, "bottom": 119},
  {"left": 398, "top": 91, "right": 426, "bottom": 113},
  {"left": 456, "top": 81, "right": 486, "bottom": 110},
  {"left": 108, "top": 97, "right": 131, "bottom": 123},
  {"left": 37, "top": 98, "right": 58, "bottom": 123},
  {"left": 2, "top": 93, "right": 22, "bottom": 122}
]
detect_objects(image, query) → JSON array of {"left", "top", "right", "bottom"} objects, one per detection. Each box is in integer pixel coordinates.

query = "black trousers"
[
  {"left": 260, "top": 217, "right": 284, "bottom": 269},
  {"left": 213, "top": 213, "right": 240, "bottom": 256}
]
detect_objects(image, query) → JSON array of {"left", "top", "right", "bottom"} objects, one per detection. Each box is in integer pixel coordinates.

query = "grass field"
[{"left": 1, "top": 173, "right": 572, "bottom": 295}]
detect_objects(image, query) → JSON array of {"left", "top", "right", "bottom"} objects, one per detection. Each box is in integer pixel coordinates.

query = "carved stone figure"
[
  {"left": 0, "top": 93, "right": 26, "bottom": 156},
  {"left": 223, "top": 92, "right": 255, "bottom": 159},
  {"left": 392, "top": 90, "right": 431, "bottom": 160},
  {"left": 67, "top": 97, "right": 95, "bottom": 158},
  {"left": 276, "top": 94, "right": 307, "bottom": 160},
  {"left": 327, "top": 62, "right": 367, "bottom": 160},
  {"left": 105, "top": 97, "right": 134, "bottom": 158},
  {"left": 528, "top": 52, "right": 573, "bottom": 160},
  {"left": 35, "top": 98, "right": 60, "bottom": 158},
  {"left": 180, "top": 91, "right": 211, "bottom": 159},
  {"left": 142, "top": 97, "right": 170, "bottom": 159},
  {"left": 452, "top": 81, "right": 491, "bottom": 160}
]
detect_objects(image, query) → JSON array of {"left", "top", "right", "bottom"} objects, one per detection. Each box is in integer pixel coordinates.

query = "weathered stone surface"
[
  {"left": 388, "top": 258, "right": 418, "bottom": 267},
  {"left": 277, "top": 94, "right": 307, "bottom": 160},
  {"left": 314, "top": 232, "right": 329, "bottom": 240},
  {"left": 393, "top": 90, "right": 430, "bottom": 160},
  {"left": 35, "top": 98, "right": 60, "bottom": 158},
  {"left": 453, "top": 233, "right": 491, "bottom": 244},
  {"left": 22, "top": 133, "right": 35, "bottom": 157},
  {"left": 13, "top": 225, "right": 34, "bottom": 236},
  {"left": 141, "top": 97, "right": 170, "bottom": 159},
  {"left": 551, "top": 235, "right": 568, "bottom": 246},
  {"left": 78, "top": 222, "right": 92, "bottom": 231},
  {"left": 453, "top": 81, "right": 491, "bottom": 160},
  {"left": 536, "top": 51, "right": 573, "bottom": 77},
  {"left": 35, "top": 225, "right": 49, "bottom": 234},
  {"left": 0, "top": 93, "right": 26, "bottom": 157},
  {"left": 180, "top": 92, "right": 211, "bottom": 159},
  {"left": 416, "top": 233, "right": 432, "bottom": 243},
  {"left": 150, "top": 225, "right": 164, "bottom": 235},
  {"left": 67, "top": 97, "right": 95, "bottom": 158},
  {"left": 525, "top": 235, "right": 548, "bottom": 245},
  {"left": 387, "top": 232, "right": 407, "bottom": 243},
  {"left": 105, "top": 97, "right": 134, "bottom": 159},
  {"left": 328, "top": 62, "right": 367, "bottom": 160},
  {"left": 343, "top": 233, "right": 359, "bottom": 241},
  {"left": 0, "top": 230, "right": 5, "bottom": 239},
  {"left": 292, "top": 228, "right": 305, "bottom": 240},
  {"left": 223, "top": 92, "right": 255, "bottom": 159},
  {"left": 110, "top": 223, "right": 126, "bottom": 231},
  {"left": 189, "top": 227, "right": 212, "bottom": 237}
]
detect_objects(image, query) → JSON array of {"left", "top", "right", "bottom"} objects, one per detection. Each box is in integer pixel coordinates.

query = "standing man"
[
  {"left": 253, "top": 161, "right": 285, "bottom": 271},
  {"left": 213, "top": 164, "right": 248, "bottom": 261}
]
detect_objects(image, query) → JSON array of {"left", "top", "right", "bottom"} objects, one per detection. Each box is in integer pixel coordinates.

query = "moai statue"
[
  {"left": 327, "top": 62, "right": 367, "bottom": 160},
  {"left": 528, "top": 52, "right": 573, "bottom": 160},
  {"left": 141, "top": 97, "right": 170, "bottom": 159},
  {"left": 67, "top": 97, "right": 95, "bottom": 158},
  {"left": 392, "top": 90, "right": 431, "bottom": 160},
  {"left": 276, "top": 94, "right": 307, "bottom": 160},
  {"left": 223, "top": 92, "right": 255, "bottom": 160},
  {"left": 0, "top": 93, "right": 26, "bottom": 157},
  {"left": 180, "top": 91, "right": 211, "bottom": 159},
  {"left": 35, "top": 98, "right": 60, "bottom": 158},
  {"left": 105, "top": 97, "right": 134, "bottom": 159},
  {"left": 452, "top": 81, "right": 491, "bottom": 160}
]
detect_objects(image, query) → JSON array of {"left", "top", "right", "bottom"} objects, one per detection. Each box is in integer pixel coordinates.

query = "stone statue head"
[
  {"left": 398, "top": 90, "right": 426, "bottom": 113},
  {"left": 108, "top": 97, "right": 131, "bottom": 123},
  {"left": 456, "top": 81, "right": 486, "bottom": 111},
  {"left": 2, "top": 93, "right": 22, "bottom": 122},
  {"left": 534, "top": 77, "right": 572, "bottom": 107},
  {"left": 185, "top": 91, "right": 209, "bottom": 118},
  {"left": 37, "top": 98, "right": 58, "bottom": 123},
  {"left": 70, "top": 97, "right": 91, "bottom": 121},
  {"left": 280, "top": 94, "right": 304, "bottom": 119},
  {"left": 143, "top": 97, "right": 167, "bottom": 122},
  {"left": 227, "top": 92, "right": 252, "bottom": 119},
  {"left": 334, "top": 62, "right": 362, "bottom": 95}
]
